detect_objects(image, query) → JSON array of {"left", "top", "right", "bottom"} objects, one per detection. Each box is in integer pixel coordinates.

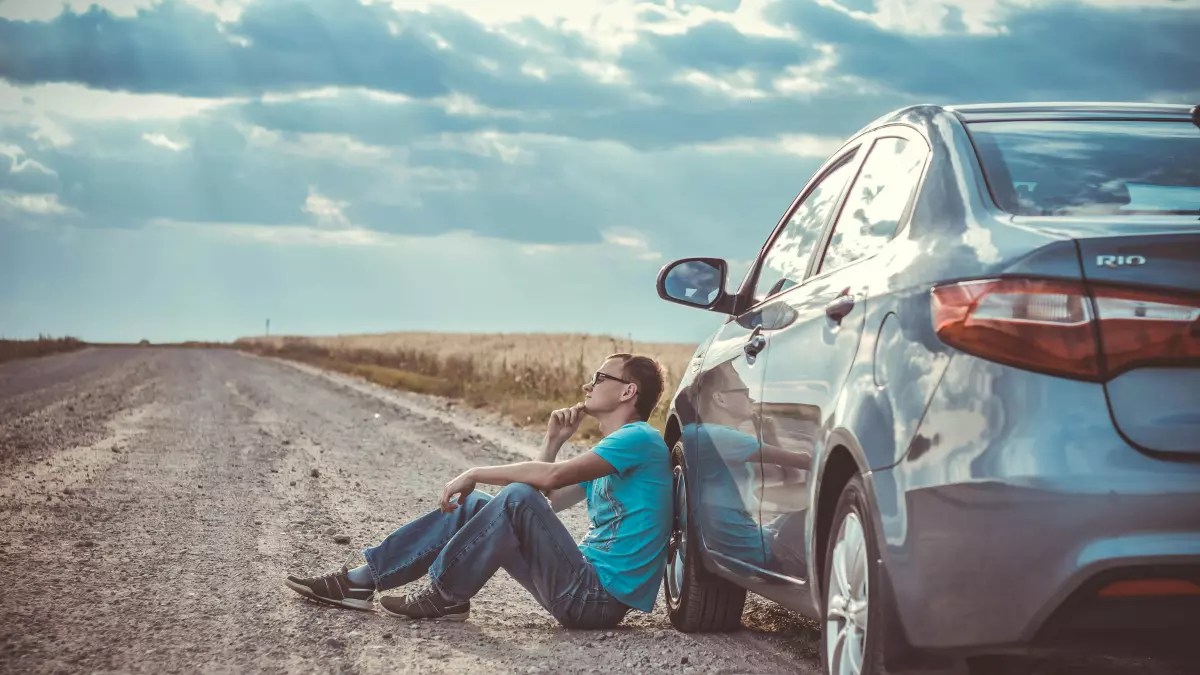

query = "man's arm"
[
  {"left": 547, "top": 484, "right": 586, "bottom": 513},
  {"left": 750, "top": 443, "right": 812, "bottom": 471},
  {"left": 470, "top": 453, "right": 613, "bottom": 493},
  {"left": 535, "top": 432, "right": 588, "bottom": 512},
  {"left": 440, "top": 452, "right": 614, "bottom": 511}
]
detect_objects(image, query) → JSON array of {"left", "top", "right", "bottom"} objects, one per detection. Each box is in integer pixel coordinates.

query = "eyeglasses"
[
  {"left": 587, "top": 371, "right": 632, "bottom": 387},
  {"left": 721, "top": 387, "right": 751, "bottom": 396}
]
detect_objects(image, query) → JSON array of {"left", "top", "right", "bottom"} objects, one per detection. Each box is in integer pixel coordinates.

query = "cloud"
[
  {"left": 0, "top": 0, "right": 450, "bottom": 98},
  {"left": 0, "top": 141, "right": 62, "bottom": 196},
  {"left": 603, "top": 230, "right": 663, "bottom": 261},
  {"left": 150, "top": 217, "right": 392, "bottom": 246},
  {"left": 692, "top": 133, "right": 847, "bottom": 158},
  {"left": 302, "top": 187, "right": 352, "bottom": 230},
  {"left": 3, "top": 0, "right": 1198, "bottom": 260},
  {"left": 765, "top": 0, "right": 1200, "bottom": 101},
  {"left": 142, "top": 132, "right": 188, "bottom": 151},
  {"left": 1, "top": 189, "right": 73, "bottom": 215}
]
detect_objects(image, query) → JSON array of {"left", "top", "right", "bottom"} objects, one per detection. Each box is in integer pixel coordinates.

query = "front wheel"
[
  {"left": 821, "top": 474, "right": 890, "bottom": 675},
  {"left": 664, "top": 440, "right": 746, "bottom": 632}
]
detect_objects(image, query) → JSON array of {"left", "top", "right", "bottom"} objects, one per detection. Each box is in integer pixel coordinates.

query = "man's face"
[
  {"left": 581, "top": 358, "right": 634, "bottom": 415},
  {"left": 714, "top": 385, "right": 754, "bottom": 422}
]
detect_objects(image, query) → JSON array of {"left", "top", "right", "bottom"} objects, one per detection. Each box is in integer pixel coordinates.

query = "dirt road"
[{"left": 0, "top": 349, "right": 1192, "bottom": 674}]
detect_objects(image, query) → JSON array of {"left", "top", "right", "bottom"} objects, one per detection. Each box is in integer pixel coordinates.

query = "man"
[
  {"left": 687, "top": 360, "right": 810, "bottom": 569},
  {"left": 284, "top": 353, "right": 672, "bottom": 628}
]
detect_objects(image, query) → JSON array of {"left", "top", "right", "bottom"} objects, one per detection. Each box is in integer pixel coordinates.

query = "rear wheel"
[
  {"left": 822, "top": 474, "right": 890, "bottom": 675},
  {"left": 665, "top": 440, "right": 746, "bottom": 632}
]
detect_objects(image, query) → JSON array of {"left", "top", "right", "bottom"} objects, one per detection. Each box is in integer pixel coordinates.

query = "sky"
[{"left": 1, "top": 0, "right": 1198, "bottom": 344}]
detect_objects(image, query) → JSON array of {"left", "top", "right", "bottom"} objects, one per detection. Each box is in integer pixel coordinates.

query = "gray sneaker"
[
  {"left": 285, "top": 566, "right": 375, "bottom": 611},
  {"left": 379, "top": 583, "right": 470, "bottom": 621}
]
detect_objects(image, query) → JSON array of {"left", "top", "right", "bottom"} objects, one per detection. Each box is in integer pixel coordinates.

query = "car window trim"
[
  {"left": 739, "top": 145, "right": 866, "bottom": 312},
  {"left": 812, "top": 126, "right": 932, "bottom": 278}
]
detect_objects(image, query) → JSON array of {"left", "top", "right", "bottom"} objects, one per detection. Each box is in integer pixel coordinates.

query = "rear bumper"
[
  {"left": 871, "top": 354, "right": 1200, "bottom": 656},
  {"left": 1032, "top": 564, "right": 1200, "bottom": 656}
]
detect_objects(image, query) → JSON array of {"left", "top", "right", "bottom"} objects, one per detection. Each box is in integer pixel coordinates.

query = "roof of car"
[{"left": 944, "top": 101, "right": 1194, "bottom": 122}]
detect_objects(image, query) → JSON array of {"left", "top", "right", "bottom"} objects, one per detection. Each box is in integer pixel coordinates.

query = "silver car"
[{"left": 655, "top": 102, "right": 1200, "bottom": 674}]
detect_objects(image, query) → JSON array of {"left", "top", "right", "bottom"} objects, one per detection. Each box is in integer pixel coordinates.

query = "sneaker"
[
  {"left": 284, "top": 566, "right": 375, "bottom": 611},
  {"left": 379, "top": 583, "right": 470, "bottom": 621}
]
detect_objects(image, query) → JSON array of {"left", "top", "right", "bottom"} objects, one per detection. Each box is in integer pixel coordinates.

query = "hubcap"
[
  {"left": 825, "top": 512, "right": 869, "bottom": 675},
  {"left": 667, "top": 464, "right": 687, "bottom": 606}
]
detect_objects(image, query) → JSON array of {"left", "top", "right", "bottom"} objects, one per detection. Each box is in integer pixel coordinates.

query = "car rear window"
[{"left": 967, "top": 119, "right": 1200, "bottom": 216}]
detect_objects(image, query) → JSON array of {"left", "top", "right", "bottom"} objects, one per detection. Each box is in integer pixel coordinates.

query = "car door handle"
[
  {"left": 825, "top": 292, "right": 856, "bottom": 324},
  {"left": 744, "top": 331, "right": 768, "bottom": 357}
]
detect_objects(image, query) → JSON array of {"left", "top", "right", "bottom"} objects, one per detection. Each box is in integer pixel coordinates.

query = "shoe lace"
[{"left": 315, "top": 565, "right": 350, "bottom": 582}]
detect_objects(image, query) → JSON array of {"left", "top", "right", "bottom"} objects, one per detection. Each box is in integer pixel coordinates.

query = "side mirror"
[{"left": 656, "top": 257, "right": 734, "bottom": 314}]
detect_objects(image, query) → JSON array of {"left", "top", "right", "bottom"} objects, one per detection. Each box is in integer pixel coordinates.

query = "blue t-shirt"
[
  {"left": 577, "top": 421, "right": 672, "bottom": 613},
  {"left": 691, "top": 423, "right": 768, "bottom": 565}
]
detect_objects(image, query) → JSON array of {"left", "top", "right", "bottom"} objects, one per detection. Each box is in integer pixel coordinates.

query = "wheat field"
[
  {"left": 0, "top": 336, "right": 86, "bottom": 364},
  {"left": 236, "top": 332, "right": 698, "bottom": 439}
]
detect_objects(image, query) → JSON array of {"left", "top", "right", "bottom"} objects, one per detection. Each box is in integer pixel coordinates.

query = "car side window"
[
  {"left": 818, "top": 136, "right": 927, "bottom": 274},
  {"left": 753, "top": 155, "right": 858, "bottom": 304}
]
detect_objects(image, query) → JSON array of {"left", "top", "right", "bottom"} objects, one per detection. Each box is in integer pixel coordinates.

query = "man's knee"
[
  {"left": 462, "top": 489, "right": 493, "bottom": 509},
  {"left": 498, "top": 482, "right": 543, "bottom": 504}
]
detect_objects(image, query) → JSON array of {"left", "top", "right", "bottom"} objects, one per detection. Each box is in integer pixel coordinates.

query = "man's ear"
[
  {"left": 711, "top": 390, "right": 725, "bottom": 409},
  {"left": 623, "top": 383, "right": 638, "bottom": 403}
]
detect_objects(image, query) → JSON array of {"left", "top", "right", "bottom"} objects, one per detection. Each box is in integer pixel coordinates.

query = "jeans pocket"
[{"left": 553, "top": 587, "right": 628, "bottom": 630}]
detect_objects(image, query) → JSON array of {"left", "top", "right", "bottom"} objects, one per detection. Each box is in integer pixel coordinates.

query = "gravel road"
[{"left": 1, "top": 348, "right": 1193, "bottom": 675}]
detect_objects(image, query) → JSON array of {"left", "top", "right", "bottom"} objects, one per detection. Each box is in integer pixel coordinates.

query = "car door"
[
  {"left": 692, "top": 148, "right": 863, "bottom": 573},
  {"left": 753, "top": 129, "right": 931, "bottom": 582}
]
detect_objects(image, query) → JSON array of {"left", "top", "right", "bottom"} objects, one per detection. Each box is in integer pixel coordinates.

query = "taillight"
[{"left": 931, "top": 278, "right": 1200, "bottom": 381}]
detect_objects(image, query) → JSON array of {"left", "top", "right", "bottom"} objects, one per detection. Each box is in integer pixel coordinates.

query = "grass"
[
  {"left": 235, "top": 332, "right": 698, "bottom": 440},
  {"left": 0, "top": 336, "right": 87, "bottom": 364}
]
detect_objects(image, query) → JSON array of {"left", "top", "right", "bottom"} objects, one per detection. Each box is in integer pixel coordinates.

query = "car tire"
[
  {"left": 665, "top": 440, "right": 747, "bottom": 633},
  {"left": 821, "top": 474, "right": 892, "bottom": 675}
]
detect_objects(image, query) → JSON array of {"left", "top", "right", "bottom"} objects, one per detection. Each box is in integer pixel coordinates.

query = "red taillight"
[
  {"left": 931, "top": 278, "right": 1200, "bottom": 381},
  {"left": 1092, "top": 285, "right": 1200, "bottom": 376},
  {"left": 1098, "top": 579, "right": 1200, "bottom": 598}
]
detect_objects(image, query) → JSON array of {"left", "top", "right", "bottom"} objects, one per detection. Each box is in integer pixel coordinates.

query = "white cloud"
[
  {"left": 0, "top": 190, "right": 73, "bottom": 215},
  {"left": 603, "top": 229, "right": 662, "bottom": 261},
  {"left": 515, "top": 229, "right": 664, "bottom": 261},
  {"left": 434, "top": 92, "right": 522, "bottom": 117},
  {"left": 674, "top": 69, "right": 768, "bottom": 100},
  {"left": 692, "top": 134, "right": 846, "bottom": 158},
  {"left": 363, "top": 89, "right": 413, "bottom": 105},
  {"left": 142, "top": 132, "right": 189, "bottom": 152},
  {"left": 0, "top": 82, "right": 233, "bottom": 122},
  {"left": 245, "top": 127, "right": 393, "bottom": 164},
  {"left": 0, "top": 143, "right": 57, "bottom": 176},
  {"left": 368, "top": 0, "right": 792, "bottom": 58},
  {"left": 259, "top": 87, "right": 343, "bottom": 104},
  {"left": 521, "top": 63, "right": 549, "bottom": 80},
  {"left": 520, "top": 243, "right": 561, "bottom": 255},
  {"left": 302, "top": 187, "right": 352, "bottom": 230},
  {"left": 150, "top": 218, "right": 396, "bottom": 247},
  {"left": 429, "top": 131, "right": 533, "bottom": 164},
  {"left": 0, "top": 0, "right": 249, "bottom": 22},
  {"left": 577, "top": 60, "right": 630, "bottom": 85},
  {"left": 829, "top": 0, "right": 1192, "bottom": 36}
]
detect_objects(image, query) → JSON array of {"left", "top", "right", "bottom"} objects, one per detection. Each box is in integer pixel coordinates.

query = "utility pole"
[{"left": 266, "top": 318, "right": 270, "bottom": 336}]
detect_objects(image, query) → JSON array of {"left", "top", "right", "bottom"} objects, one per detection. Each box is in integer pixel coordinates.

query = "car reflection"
[{"left": 688, "top": 358, "right": 812, "bottom": 572}]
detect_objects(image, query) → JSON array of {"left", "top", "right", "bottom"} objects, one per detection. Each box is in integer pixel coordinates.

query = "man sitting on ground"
[{"left": 284, "top": 353, "right": 672, "bottom": 628}]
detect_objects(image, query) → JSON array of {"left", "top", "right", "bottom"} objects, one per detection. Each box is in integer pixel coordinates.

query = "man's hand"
[
  {"left": 546, "top": 403, "right": 586, "bottom": 447},
  {"left": 440, "top": 469, "right": 477, "bottom": 512}
]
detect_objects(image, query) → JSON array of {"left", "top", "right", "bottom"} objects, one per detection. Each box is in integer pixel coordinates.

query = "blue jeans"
[{"left": 361, "top": 483, "right": 630, "bottom": 629}]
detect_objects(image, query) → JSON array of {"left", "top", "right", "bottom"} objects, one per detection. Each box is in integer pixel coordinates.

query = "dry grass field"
[
  {"left": 236, "top": 332, "right": 698, "bottom": 439},
  {"left": 0, "top": 336, "right": 86, "bottom": 364}
]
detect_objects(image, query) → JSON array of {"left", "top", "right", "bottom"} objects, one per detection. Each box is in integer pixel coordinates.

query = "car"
[{"left": 653, "top": 102, "right": 1200, "bottom": 674}]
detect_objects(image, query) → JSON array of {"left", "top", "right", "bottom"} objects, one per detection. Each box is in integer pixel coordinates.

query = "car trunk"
[{"left": 1075, "top": 230, "right": 1200, "bottom": 457}]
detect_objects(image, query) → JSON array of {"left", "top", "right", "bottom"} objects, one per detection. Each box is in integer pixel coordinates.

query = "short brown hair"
[{"left": 606, "top": 353, "right": 667, "bottom": 422}]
